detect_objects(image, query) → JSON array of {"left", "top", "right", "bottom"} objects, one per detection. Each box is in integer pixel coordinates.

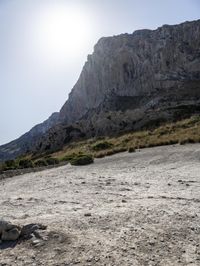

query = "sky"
[{"left": 0, "top": 0, "right": 199, "bottom": 145}]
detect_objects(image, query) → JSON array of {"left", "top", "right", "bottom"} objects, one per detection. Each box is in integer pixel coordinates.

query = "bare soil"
[{"left": 0, "top": 144, "right": 200, "bottom": 266}]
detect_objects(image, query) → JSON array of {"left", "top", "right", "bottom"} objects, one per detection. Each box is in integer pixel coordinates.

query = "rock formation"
[
  {"left": 0, "top": 220, "right": 21, "bottom": 241},
  {"left": 0, "top": 19, "right": 200, "bottom": 159}
]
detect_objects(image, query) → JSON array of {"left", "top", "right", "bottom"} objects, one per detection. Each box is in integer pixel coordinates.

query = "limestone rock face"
[
  {"left": 37, "top": 19, "right": 200, "bottom": 152},
  {"left": 0, "top": 20, "right": 200, "bottom": 159},
  {"left": 59, "top": 20, "right": 200, "bottom": 125}
]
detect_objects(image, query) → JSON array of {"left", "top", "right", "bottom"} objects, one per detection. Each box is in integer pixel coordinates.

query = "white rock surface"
[{"left": 0, "top": 144, "right": 200, "bottom": 265}]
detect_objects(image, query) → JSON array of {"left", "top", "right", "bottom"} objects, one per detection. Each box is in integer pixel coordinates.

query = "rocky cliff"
[
  {"left": 59, "top": 20, "right": 200, "bottom": 123},
  {"left": 1, "top": 19, "right": 200, "bottom": 160}
]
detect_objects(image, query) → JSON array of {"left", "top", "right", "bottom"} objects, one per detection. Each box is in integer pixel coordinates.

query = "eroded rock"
[{"left": 0, "top": 220, "right": 21, "bottom": 241}]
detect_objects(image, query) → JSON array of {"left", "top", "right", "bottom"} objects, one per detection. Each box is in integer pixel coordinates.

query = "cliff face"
[
  {"left": 59, "top": 20, "right": 200, "bottom": 124},
  {"left": 1, "top": 19, "right": 200, "bottom": 160},
  {"left": 37, "top": 19, "right": 200, "bottom": 152}
]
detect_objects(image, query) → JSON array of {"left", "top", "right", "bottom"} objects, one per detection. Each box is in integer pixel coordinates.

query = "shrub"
[
  {"left": 0, "top": 163, "right": 5, "bottom": 172},
  {"left": 128, "top": 147, "right": 136, "bottom": 153},
  {"left": 34, "top": 159, "right": 48, "bottom": 167},
  {"left": 179, "top": 138, "right": 195, "bottom": 145},
  {"left": 168, "top": 139, "right": 178, "bottom": 145},
  {"left": 46, "top": 157, "right": 59, "bottom": 165},
  {"left": 179, "top": 139, "right": 187, "bottom": 145},
  {"left": 70, "top": 154, "right": 94, "bottom": 166},
  {"left": 18, "top": 159, "right": 34, "bottom": 168},
  {"left": 92, "top": 141, "right": 113, "bottom": 151},
  {"left": 4, "top": 160, "right": 18, "bottom": 170}
]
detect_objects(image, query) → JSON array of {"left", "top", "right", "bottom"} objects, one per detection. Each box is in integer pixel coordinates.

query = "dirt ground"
[{"left": 0, "top": 144, "right": 200, "bottom": 266}]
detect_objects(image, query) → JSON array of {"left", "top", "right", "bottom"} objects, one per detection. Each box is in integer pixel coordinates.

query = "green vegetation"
[
  {"left": 92, "top": 141, "right": 113, "bottom": 151},
  {"left": 128, "top": 147, "right": 136, "bottom": 153},
  {"left": 4, "top": 160, "right": 18, "bottom": 170},
  {"left": 60, "top": 153, "right": 77, "bottom": 162},
  {"left": 18, "top": 159, "right": 34, "bottom": 169},
  {"left": 69, "top": 154, "right": 94, "bottom": 166},
  {"left": 45, "top": 157, "right": 59, "bottom": 165},
  {"left": 34, "top": 159, "right": 48, "bottom": 167}
]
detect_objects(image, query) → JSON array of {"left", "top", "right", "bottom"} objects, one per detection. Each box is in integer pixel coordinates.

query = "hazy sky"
[{"left": 0, "top": 0, "right": 199, "bottom": 145}]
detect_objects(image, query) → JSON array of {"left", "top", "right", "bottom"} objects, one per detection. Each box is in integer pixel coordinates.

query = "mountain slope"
[
  {"left": 0, "top": 112, "right": 59, "bottom": 161},
  {"left": 1, "top": 19, "right": 200, "bottom": 160}
]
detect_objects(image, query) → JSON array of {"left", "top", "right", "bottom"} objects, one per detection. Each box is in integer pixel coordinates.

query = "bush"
[
  {"left": 92, "top": 141, "right": 113, "bottom": 151},
  {"left": 179, "top": 138, "right": 195, "bottom": 145},
  {"left": 128, "top": 147, "right": 136, "bottom": 153},
  {"left": 46, "top": 157, "right": 59, "bottom": 165},
  {"left": 70, "top": 154, "right": 94, "bottom": 166},
  {"left": 19, "top": 159, "right": 34, "bottom": 168},
  {"left": 4, "top": 160, "right": 18, "bottom": 170},
  {"left": 34, "top": 159, "right": 48, "bottom": 167}
]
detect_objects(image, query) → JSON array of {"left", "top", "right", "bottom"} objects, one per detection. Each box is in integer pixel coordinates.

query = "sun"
[{"left": 33, "top": 4, "right": 92, "bottom": 65}]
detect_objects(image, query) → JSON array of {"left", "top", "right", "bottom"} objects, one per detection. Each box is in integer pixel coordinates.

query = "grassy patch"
[
  {"left": 45, "top": 157, "right": 59, "bottom": 165},
  {"left": 34, "top": 159, "right": 48, "bottom": 167},
  {"left": 92, "top": 141, "right": 113, "bottom": 151},
  {"left": 4, "top": 160, "right": 18, "bottom": 170},
  {"left": 69, "top": 154, "right": 94, "bottom": 166}
]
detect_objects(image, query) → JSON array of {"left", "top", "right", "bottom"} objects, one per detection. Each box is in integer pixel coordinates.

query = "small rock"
[
  {"left": 32, "top": 239, "right": 41, "bottom": 245},
  {"left": 84, "top": 213, "right": 92, "bottom": 217},
  {"left": 149, "top": 241, "right": 155, "bottom": 246},
  {"left": 1, "top": 227, "right": 21, "bottom": 241},
  {"left": 16, "top": 197, "right": 23, "bottom": 200},
  {"left": 0, "top": 220, "right": 21, "bottom": 241}
]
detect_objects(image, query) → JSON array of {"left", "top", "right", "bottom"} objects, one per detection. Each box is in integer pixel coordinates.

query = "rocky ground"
[{"left": 0, "top": 144, "right": 200, "bottom": 266}]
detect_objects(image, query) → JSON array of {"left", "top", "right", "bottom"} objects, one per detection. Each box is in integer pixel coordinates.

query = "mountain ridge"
[{"left": 1, "top": 19, "right": 200, "bottom": 160}]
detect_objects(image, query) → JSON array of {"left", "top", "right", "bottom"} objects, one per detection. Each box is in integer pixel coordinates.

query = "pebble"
[{"left": 84, "top": 213, "right": 92, "bottom": 217}]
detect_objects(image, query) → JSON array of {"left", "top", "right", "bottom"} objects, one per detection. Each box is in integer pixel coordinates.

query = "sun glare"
[{"left": 33, "top": 4, "right": 92, "bottom": 65}]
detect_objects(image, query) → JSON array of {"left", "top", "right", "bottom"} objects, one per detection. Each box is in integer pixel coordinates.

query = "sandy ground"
[{"left": 0, "top": 144, "right": 200, "bottom": 266}]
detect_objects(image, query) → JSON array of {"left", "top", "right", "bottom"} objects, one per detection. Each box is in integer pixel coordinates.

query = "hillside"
[
  {"left": 0, "top": 115, "right": 200, "bottom": 174},
  {"left": 1, "top": 19, "right": 200, "bottom": 161}
]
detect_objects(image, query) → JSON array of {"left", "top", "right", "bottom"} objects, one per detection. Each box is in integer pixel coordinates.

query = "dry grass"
[
  {"left": 51, "top": 115, "right": 200, "bottom": 160},
  {"left": 1, "top": 115, "right": 200, "bottom": 172}
]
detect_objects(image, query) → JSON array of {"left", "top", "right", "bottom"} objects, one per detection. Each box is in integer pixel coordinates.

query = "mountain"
[
  {"left": 0, "top": 112, "right": 59, "bottom": 161},
  {"left": 1, "top": 19, "right": 200, "bottom": 161}
]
